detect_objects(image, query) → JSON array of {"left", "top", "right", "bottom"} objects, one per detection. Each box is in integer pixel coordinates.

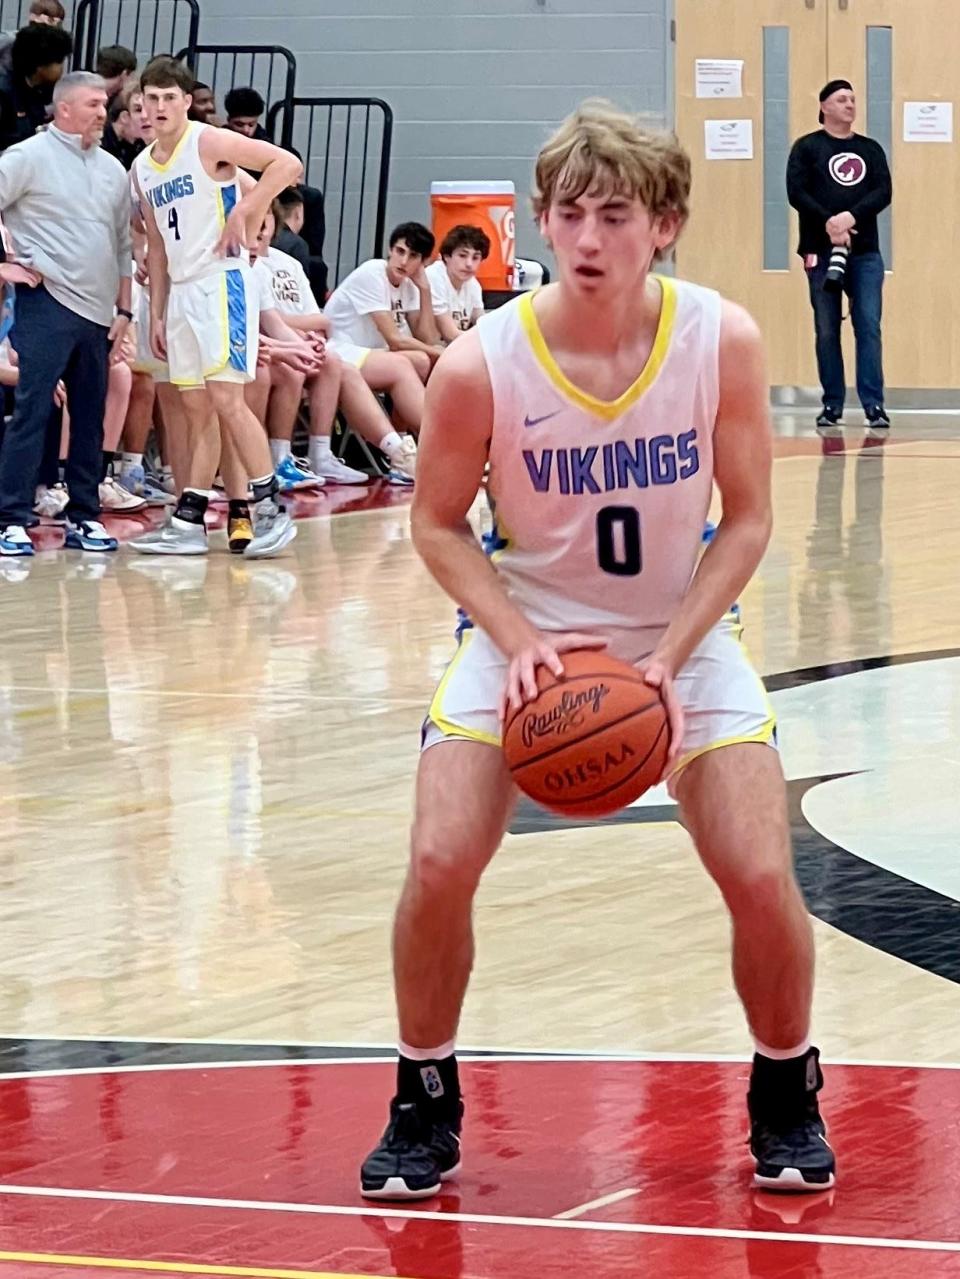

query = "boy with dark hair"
[
  {"left": 272, "top": 186, "right": 310, "bottom": 274},
  {"left": 188, "top": 82, "right": 220, "bottom": 125},
  {"left": 0, "top": 22, "right": 71, "bottom": 149},
  {"left": 102, "top": 79, "right": 145, "bottom": 168},
  {"left": 96, "top": 45, "right": 136, "bottom": 102},
  {"left": 427, "top": 223, "right": 488, "bottom": 343},
  {"left": 224, "top": 86, "right": 268, "bottom": 139},
  {"left": 325, "top": 221, "right": 440, "bottom": 379},
  {"left": 28, "top": 0, "right": 64, "bottom": 22}
]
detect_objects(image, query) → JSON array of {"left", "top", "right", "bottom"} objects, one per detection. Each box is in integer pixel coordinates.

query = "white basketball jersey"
[
  {"left": 134, "top": 121, "right": 241, "bottom": 285},
  {"left": 476, "top": 277, "right": 721, "bottom": 634}
]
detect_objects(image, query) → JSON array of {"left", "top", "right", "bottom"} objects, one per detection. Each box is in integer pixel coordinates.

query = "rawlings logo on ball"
[{"left": 520, "top": 683, "right": 611, "bottom": 747}]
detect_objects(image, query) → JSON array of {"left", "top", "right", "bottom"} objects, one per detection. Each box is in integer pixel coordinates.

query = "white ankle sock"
[
  {"left": 310, "top": 435, "right": 333, "bottom": 461},
  {"left": 753, "top": 1037, "right": 811, "bottom": 1061},
  {"left": 398, "top": 1038, "right": 456, "bottom": 1063},
  {"left": 380, "top": 430, "right": 403, "bottom": 459},
  {"left": 121, "top": 451, "right": 143, "bottom": 469},
  {"left": 269, "top": 438, "right": 288, "bottom": 467}
]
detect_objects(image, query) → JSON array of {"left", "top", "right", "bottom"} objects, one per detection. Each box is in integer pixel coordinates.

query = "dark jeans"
[
  {"left": 0, "top": 285, "right": 109, "bottom": 527},
  {"left": 806, "top": 250, "right": 884, "bottom": 413}
]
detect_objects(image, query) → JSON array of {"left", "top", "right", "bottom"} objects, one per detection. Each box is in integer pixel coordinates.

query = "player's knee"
[
  {"left": 408, "top": 824, "right": 486, "bottom": 900},
  {"left": 718, "top": 860, "right": 796, "bottom": 919},
  {"left": 407, "top": 351, "right": 431, "bottom": 382}
]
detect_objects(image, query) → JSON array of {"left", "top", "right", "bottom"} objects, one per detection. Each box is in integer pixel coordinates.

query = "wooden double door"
[{"left": 676, "top": 0, "right": 960, "bottom": 390}]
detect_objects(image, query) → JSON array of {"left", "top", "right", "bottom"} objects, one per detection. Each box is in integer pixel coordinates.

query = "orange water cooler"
[{"left": 430, "top": 180, "right": 516, "bottom": 290}]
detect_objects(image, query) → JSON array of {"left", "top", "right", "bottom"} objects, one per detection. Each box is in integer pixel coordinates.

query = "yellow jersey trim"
[
  {"left": 145, "top": 121, "right": 195, "bottom": 174},
  {"left": 518, "top": 276, "right": 677, "bottom": 421},
  {"left": 428, "top": 631, "right": 502, "bottom": 749}
]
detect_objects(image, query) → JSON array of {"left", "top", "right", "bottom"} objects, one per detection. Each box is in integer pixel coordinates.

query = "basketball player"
[
  {"left": 129, "top": 55, "right": 302, "bottom": 558},
  {"left": 360, "top": 101, "right": 836, "bottom": 1199}
]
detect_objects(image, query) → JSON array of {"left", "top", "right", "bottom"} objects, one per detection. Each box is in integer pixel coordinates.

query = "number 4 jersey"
[
  {"left": 477, "top": 278, "right": 720, "bottom": 635},
  {"left": 133, "top": 121, "right": 240, "bottom": 284}
]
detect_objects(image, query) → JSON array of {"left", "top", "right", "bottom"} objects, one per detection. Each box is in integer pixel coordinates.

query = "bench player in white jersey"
[
  {"left": 129, "top": 56, "right": 302, "bottom": 557},
  {"left": 360, "top": 101, "right": 836, "bottom": 1200}
]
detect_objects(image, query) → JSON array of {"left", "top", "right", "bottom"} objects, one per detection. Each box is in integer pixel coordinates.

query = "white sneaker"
[
  {"left": 385, "top": 436, "right": 417, "bottom": 485},
  {"left": 246, "top": 498, "right": 297, "bottom": 559},
  {"left": 100, "top": 476, "right": 147, "bottom": 514},
  {"left": 129, "top": 515, "right": 208, "bottom": 556},
  {"left": 312, "top": 451, "right": 369, "bottom": 486},
  {"left": 34, "top": 482, "right": 70, "bottom": 519}
]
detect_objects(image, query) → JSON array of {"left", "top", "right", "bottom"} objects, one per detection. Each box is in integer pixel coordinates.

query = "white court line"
[
  {"left": 554, "top": 1187, "right": 640, "bottom": 1219},
  {"left": 0, "top": 1183, "right": 955, "bottom": 1254},
  {"left": 0, "top": 1050, "right": 958, "bottom": 1081}
]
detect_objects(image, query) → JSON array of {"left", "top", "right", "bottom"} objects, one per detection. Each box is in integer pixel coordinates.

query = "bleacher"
[{"left": 1, "top": 0, "right": 394, "bottom": 288}]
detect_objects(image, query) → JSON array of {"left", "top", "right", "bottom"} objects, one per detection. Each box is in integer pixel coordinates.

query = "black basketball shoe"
[
  {"left": 864, "top": 405, "right": 891, "bottom": 437},
  {"left": 360, "top": 1098, "right": 463, "bottom": 1200},
  {"left": 748, "top": 1047, "right": 836, "bottom": 1192},
  {"left": 815, "top": 407, "right": 843, "bottom": 436}
]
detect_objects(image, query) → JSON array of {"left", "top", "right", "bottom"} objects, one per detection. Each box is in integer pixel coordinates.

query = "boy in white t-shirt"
[
  {"left": 426, "top": 224, "right": 488, "bottom": 343},
  {"left": 323, "top": 222, "right": 442, "bottom": 437},
  {"left": 251, "top": 209, "right": 417, "bottom": 484}
]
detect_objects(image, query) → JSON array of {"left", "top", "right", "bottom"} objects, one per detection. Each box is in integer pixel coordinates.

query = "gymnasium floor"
[{"left": 0, "top": 410, "right": 958, "bottom": 1277}]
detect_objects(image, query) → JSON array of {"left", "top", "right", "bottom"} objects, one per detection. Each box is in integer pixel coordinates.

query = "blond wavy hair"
[{"left": 532, "top": 99, "right": 691, "bottom": 235}]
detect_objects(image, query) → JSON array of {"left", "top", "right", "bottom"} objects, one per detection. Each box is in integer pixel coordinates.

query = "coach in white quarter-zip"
[{"left": 0, "top": 70, "right": 131, "bottom": 556}]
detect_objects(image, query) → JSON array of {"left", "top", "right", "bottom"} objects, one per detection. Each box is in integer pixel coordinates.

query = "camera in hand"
[{"left": 823, "top": 244, "right": 849, "bottom": 293}]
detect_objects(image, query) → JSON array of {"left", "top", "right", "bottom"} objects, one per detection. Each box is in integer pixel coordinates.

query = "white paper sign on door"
[
  {"left": 904, "top": 102, "right": 953, "bottom": 143},
  {"left": 704, "top": 119, "right": 754, "bottom": 160},
  {"left": 695, "top": 59, "right": 744, "bottom": 99}
]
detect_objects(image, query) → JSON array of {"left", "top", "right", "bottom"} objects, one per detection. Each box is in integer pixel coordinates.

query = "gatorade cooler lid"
[{"left": 430, "top": 180, "right": 515, "bottom": 195}]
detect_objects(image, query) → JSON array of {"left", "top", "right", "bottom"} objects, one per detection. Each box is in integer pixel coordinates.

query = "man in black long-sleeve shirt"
[{"left": 787, "top": 79, "right": 892, "bottom": 433}]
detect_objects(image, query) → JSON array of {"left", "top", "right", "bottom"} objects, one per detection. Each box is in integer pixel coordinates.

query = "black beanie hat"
[{"left": 819, "top": 79, "right": 853, "bottom": 124}]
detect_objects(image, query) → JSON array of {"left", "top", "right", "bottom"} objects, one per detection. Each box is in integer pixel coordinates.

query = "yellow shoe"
[{"left": 228, "top": 514, "right": 253, "bottom": 554}]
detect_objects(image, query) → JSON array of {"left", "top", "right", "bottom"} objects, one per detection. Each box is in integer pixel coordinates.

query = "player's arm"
[
  {"left": 435, "top": 310, "right": 462, "bottom": 344},
  {"left": 412, "top": 333, "right": 601, "bottom": 714},
  {"left": 278, "top": 311, "right": 329, "bottom": 336},
  {"left": 407, "top": 263, "right": 440, "bottom": 345},
  {"left": 199, "top": 129, "right": 302, "bottom": 255},
  {"left": 650, "top": 299, "right": 773, "bottom": 679},
  {"left": 369, "top": 310, "right": 441, "bottom": 362},
  {"left": 133, "top": 169, "right": 170, "bottom": 359}
]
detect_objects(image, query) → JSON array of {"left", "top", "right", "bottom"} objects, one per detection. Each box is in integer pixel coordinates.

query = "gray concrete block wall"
[{"left": 192, "top": 0, "right": 673, "bottom": 260}]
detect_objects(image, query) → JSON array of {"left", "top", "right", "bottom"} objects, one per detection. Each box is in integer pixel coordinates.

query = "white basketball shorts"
[
  {"left": 422, "top": 610, "right": 777, "bottom": 782},
  {"left": 166, "top": 267, "right": 259, "bottom": 389},
  {"left": 130, "top": 281, "right": 169, "bottom": 383}
]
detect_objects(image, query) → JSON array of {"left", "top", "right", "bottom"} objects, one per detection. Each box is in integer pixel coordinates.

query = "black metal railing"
[
  {"left": 75, "top": 0, "right": 198, "bottom": 70},
  {"left": 179, "top": 43, "right": 296, "bottom": 149},
  {"left": 267, "top": 96, "right": 393, "bottom": 287}
]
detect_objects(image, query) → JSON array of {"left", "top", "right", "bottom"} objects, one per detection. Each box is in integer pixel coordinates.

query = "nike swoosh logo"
[{"left": 524, "top": 410, "right": 561, "bottom": 428}]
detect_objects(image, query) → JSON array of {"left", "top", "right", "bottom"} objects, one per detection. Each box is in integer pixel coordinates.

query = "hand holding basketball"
[
  {"left": 499, "top": 631, "right": 608, "bottom": 722},
  {"left": 634, "top": 656, "right": 684, "bottom": 778}
]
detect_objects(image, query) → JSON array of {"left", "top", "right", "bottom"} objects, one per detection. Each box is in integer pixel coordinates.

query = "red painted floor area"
[{"left": 0, "top": 1058, "right": 957, "bottom": 1277}]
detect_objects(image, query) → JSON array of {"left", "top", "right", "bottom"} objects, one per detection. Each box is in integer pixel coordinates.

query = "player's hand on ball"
[
  {"left": 634, "top": 657, "right": 683, "bottom": 779},
  {"left": 500, "top": 632, "right": 607, "bottom": 723}
]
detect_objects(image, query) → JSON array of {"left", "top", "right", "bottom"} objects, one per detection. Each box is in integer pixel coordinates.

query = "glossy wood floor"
[{"left": 1, "top": 412, "right": 959, "bottom": 1065}]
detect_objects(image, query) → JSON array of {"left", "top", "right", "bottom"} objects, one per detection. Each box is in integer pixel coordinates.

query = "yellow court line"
[{"left": 0, "top": 1252, "right": 401, "bottom": 1279}]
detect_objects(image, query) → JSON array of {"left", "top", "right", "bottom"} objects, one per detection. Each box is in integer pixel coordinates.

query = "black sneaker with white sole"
[
  {"left": 865, "top": 405, "right": 890, "bottom": 432},
  {"left": 748, "top": 1047, "right": 836, "bottom": 1192},
  {"left": 360, "top": 1098, "right": 462, "bottom": 1200},
  {"left": 815, "top": 407, "right": 844, "bottom": 436}
]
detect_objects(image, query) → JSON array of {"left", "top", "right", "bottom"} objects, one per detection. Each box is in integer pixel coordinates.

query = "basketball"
[{"left": 502, "top": 650, "right": 670, "bottom": 817}]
